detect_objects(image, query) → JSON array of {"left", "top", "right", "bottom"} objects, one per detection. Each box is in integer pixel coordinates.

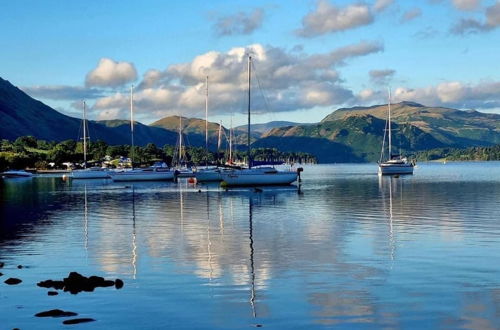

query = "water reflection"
[{"left": 1, "top": 164, "right": 500, "bottom": 328}]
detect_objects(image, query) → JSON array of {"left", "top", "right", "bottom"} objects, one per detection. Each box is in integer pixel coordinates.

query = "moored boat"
[
  {"left": 109, "top": 86, "right": 175, "bottom": 182},
  {"left": 1, "top": 170, "right": 34, "bottom": 178},
  {"left": 220, "top": 56, "right": 298, "bottom": 187},
  {"left": 378, "top": 89, "right": 414, "bottom": 176},
  {"left": 71, "top": 101, "right": 110, "bottom": 179}
]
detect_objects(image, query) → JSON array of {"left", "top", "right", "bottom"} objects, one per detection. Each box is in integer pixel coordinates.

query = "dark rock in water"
[
  {"left": 48, "top": 291, "right": 59, "bottom": 296},
  {"left": 37, "top": 279, "right": 64, "bottom": 290},
  {"left": 63, "top": 318, "right": 95, "bottom": 325},
  {"left": 5, "top": 278, "right": 22, "bottom": 285},
  {"left": 17, "top": 265, "right": 23, "bottom": 269},
  {"left": 0, "top": 262, "right": 4, "bottom": 268},
  {"left": 198, "top": 189, "right": 202, "bottom": 193},
  {"left": 115, "top": 279, "right": 124, "bottom": 289},
  {"left": 39, "top": 272, "right": 120, "bottom": 294},
  {"left": 0, "top": 272, "right": 3, "bottom": 276},
  {"left": 35, "top": 309, "right": 77, "bottom": 317}
]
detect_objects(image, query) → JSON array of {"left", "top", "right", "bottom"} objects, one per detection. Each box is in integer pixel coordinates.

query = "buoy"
[{"left": 188, "top": 177, "right": 196, "bottom": 184}]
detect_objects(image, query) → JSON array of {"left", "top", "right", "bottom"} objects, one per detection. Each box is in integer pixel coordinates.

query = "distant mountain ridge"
[
  {"left": 2, "top": 76, "right": 500, "bottom": 163},
  {"left": 258, "top": 102, "right": 500, "bottom": 162}
]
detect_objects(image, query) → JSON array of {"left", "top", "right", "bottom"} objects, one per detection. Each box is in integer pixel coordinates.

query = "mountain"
[
  {"left": 0, "top": 77, "right": 178, "bottom": 146},
  {"left": 234, "top": 121, "right": 307, "bottom": 134},
  {"left": 322, "top": 101, "right": 500, "bottom": 146},
  {"left": 257, "top": 102, "right": 500, "bottom": 162}
]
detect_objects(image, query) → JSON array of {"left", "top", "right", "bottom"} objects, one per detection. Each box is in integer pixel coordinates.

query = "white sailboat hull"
[
  {"left": 1, "top": 170, "right": 33, "bottom": 178},
  {"left": 378, "top": 163, "right": 414, "bottom": 175},
  {"left": 221, "top": 169, "right": 297, "bottom": 186},
  {"left": 72, "top": 168, "right": 110, "bottom": 179},
  {"left": 195, "top": 169, "right": 222, "bottom": 182},
  {"left": 110, "top": 169, "right": 174, "bottom": 182}
]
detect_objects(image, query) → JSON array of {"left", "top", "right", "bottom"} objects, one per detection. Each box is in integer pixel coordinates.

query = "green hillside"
[{"left": 0, "top": 77, "right": 179, "bottom": 146}]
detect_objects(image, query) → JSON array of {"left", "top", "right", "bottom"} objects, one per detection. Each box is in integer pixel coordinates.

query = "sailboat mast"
[
  {"left": 247, "top": 55, "right": 252, "bottom": 168},
  {"left": 82, "top": 100, "right": 87, "bottom": 168},
  {"left": 179, "top": 115, "right": 183, "bottom": 165},
  {"left": 217, "top": 120, "right": 222, "bottom": 151},
  {"left": 229, "top": 115, "right": 233, "bottom": 164},
  {"left": 130, "top": 85, "right": 135, "bottom": 167},
  {"left": 205, "top": 75, "right": 209, "bottom": 167},
  {"left": 388, "top": 88, "right": 392, "bottom": 159}
]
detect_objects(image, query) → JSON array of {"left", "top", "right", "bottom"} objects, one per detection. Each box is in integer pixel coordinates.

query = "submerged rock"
[
  {"left": 62, "top": 318, "right": 95, "bottom": 325},
  {"left": 35, "top": 309, "right": 78, "bottom": 317},
  {"left": 47, "top": 291, "right": 59, "bottom": 296},
  {"left": 0, "top": 272, "right": 3, "bottom": 277},
  {"left": 17, "top": 265, "right": 23, "bottom": 269},
  {"left": 4, "top": 278, "right": 22, "bottom": 285},
  {"left": 0, "top": 262, "right": 4, "bottom": 268}
]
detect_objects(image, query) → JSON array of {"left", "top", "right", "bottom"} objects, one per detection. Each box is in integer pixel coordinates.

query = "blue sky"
[{"left": 1, "top": 0, "right": 499, "bottom": 126}]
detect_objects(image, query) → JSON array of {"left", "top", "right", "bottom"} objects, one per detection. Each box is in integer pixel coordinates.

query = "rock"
[
  {"left": 48, "top": 291, "right": 59, "bottom": 296},
  {"left": 0, "top": 262, "right": 4, "bottom": 268},
  {"left": 37, "top": 279, "right": 64, "bottom": 290},
  {"left": 17, "top": 265, "right": 23, "bottom": 269},
  {"left": 5, "top": 278, "right": 22, "bottom": 285},
  {"left": 62, "top": 318, "right": 95, "bottom": 325},
  {"left": 0, "top": 272, "right": 3, "bottom": 277},
  {"left": 39, "top": 272, "right": 120, "bottom": 294},
  {"left": 198, "top": 189, "right": 202, "bottom": 193},
  {"left": 35, "top": 309, "right": 78, "bottom": 317},
  {"left": 115, "top": 279, "right": 124, "bottom": 289}
]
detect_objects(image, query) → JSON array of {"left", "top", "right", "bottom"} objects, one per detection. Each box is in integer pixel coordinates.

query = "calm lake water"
[{"left": 1, "top": 163, "right": 500, "bottom": 329}]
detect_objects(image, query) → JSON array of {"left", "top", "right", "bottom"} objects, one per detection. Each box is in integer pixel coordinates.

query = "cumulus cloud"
[
  {"left": 452, "top": 0, "right": 481, "bottom": 11},
  {"left": 369, "top": 69, "right": 395, "bottom": 84},
  {"left": 92, "top": 42, "right": 383, "bottom": 120},
  {"left": 401, "top": 8, "right": 422, "bottom": 23},
  {"left": 22, "top": 85, "right": 105, "bottom": 100},
  {"left": 296, "top": 0, "right": 374, "bottom": 37},
  {"left": 451, "top": 1, "right": 500, "bottom": 34},
  {"left": 373, "top": 0, "right": 394, "bottom": 12},
  {"left": 85, "top": 58, "right": 138, "bottom": 87},
  {"left": 390, "top": 80, "right": 500, "bottom": 108},
  {"left": 213, "top": 8, "right": 264, "bottom": 36},
  {"left": 353, "top": 80, "right": 500, "bottom": 110}
]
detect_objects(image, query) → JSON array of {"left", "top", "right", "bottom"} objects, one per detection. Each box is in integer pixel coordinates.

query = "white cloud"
[
  {"left": 92, "top": 42, "right": 383, "bottom": 120},
  {"left": 451, "top": 1, "right": 500, "bottom": 34},
  {"left": 373, "top": 0, "right": 394, "bottom": 12},
  {"left": 85, "top": 58, "right": 137, "bottom": 87},
  {"left": 213, "top": 8, "right": 264, "bottom": 36},
  {"left": 401, "top": 8, "right": 422, "bottom": 23},
  {"left": 369, "top": 69, "right": 395, "bottom": 84},
  {"left": 296, "top": 1, "right": 374, "bottom": 37},
  {"left": 22, "top": 85, "right": 105, "bottom": 100},
  {"left": 389, "top": 80, "right": 500, "bottom": 108},
  {"left": 452, "top": 0, "right": 481, "bottom": 11}
]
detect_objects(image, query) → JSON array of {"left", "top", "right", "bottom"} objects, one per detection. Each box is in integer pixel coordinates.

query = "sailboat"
[
  {"left": 173, "top": 115, "right": 195, "bottom": 178},
  {"left": 195, "top": 76, "right": 222, "bottom": 182},
  {"left": 110, "top": 86, "right": 174, "bottom": 182},
  {"left": 72, "top": 101, "right": 110, "bottom": 179},
  {"left": 220, "top": 56, "right": 299, "bottom": 186},
  {"left": 378, "top": 90, "right": 414, "bottom": 175}
]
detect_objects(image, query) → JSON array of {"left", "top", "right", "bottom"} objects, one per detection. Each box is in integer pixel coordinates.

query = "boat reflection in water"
[{"left": 2, "top": 164, "right": 500, "bottom": 329}]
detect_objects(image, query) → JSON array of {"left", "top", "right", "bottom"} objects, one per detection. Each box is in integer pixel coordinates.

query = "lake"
[{"left": 1, "top": 162, "right": 500, "bottom": 329}]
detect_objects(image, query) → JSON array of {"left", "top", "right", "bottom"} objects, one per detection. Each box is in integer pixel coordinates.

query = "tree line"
[
  {"left": 414, "top": 144, "right": 500, "bottom": 161},
  {"left": 0, "top": 136, "right": 316, "bottom": 171}
]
